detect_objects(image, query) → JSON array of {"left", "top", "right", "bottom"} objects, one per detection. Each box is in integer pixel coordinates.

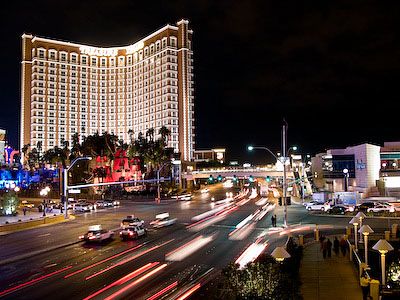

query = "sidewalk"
[
  {"left": 0, "top": 208, "right": 63, "bottom": 224},
  {"left": 300, "top": 235, "right": 363, "bottom": 300}
]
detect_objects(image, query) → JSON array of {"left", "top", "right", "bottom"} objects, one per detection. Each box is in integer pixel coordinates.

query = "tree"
[
  {"left": 0, "top": 191, "right": 20, "bottom": 216},
  {"left": 42, "top": 146, "right": 68, "bottom": 169},
  {"left": 158, "top": 126, "right": 171, "bottom": 147}
]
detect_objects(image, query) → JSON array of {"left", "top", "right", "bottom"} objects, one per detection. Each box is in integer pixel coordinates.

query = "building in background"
[
  {"left": 193, "top": 148, "right": 226, "bottom": 164},
  {"left": 20, "top": 19, "right": 195, "bottom": 161},
  {"left": 0, "top": 128, "right": 5, "bottom": 164}
]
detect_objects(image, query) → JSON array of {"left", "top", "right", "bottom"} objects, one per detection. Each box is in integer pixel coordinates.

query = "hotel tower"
[{"left": 20, "top": 19, "right": 195, "bottom": 161}]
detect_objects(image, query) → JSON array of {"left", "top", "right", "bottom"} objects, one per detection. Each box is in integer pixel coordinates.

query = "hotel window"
[
  {"left": 109, "top": 57, "right": 115, "bottom": 66},
  {"left": 156, "top": 42, "right": 160, "bottom": 51},
  {"left": 49, "top": 51, "right": 56, "bottom": 60},
  {"left": 170, "top": 37, "right": 177, "bottom": 47},
  {"left": 60, "top": 53, "right": 67, "bottom": 62},
  {"left": 127, "top": 56, "right": 132, "bottom": 65},
  {"left": 101, "top": 58, "right": 106, "bottom": 67},
  {"left": 91, "top": 57, "right": 97, "bottom": 66},
  {"left": 162, "top": 38, "right": 167, "bottom": 48},
  {"left": 71, "top": 54, "right": 77, "bottom": 63},
  {"left": 81, "top": 56, "right": 88, "bottom": 65},
  {"left": 38, "top": 49, "right": 45, "bottom": 59}
]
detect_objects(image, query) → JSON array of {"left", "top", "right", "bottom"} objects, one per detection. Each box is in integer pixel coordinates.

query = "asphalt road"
[{"left": 0, "top": 184, "right": 395, "bottom": 300}]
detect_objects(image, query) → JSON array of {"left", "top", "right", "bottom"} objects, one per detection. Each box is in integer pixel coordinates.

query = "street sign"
[{"left": 69, "top": 189, "right": 81, "bottom": 194}]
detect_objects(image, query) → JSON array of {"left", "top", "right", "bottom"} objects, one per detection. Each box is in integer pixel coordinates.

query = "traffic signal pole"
[{"left": 282, "top": 122, "right": 287, "bottom": 227}]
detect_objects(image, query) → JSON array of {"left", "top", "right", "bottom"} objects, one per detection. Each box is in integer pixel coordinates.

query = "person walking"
[
  {"left": 321, "top": 238, "right": 328, "bottom": 259},
  {"left": 327, "top": 238, "right": 332, "bottom": 257},
  {"left": 274, "top": 214, "right": 277, "bottom": 227},
  {"left": 333, "top": 236, "right": 340, "bottom": 256},
  {"left": 360, "top": 271, "right": 371, "bottom": 300},
  {"left": 23, "top": 207, "right": 27, "bottom": 216},
  {"left": 340, "top": 236, "right": 347, "bottom": 256},
  {"left": 271, "top": 215, "right": 275, "bottom": 227}
]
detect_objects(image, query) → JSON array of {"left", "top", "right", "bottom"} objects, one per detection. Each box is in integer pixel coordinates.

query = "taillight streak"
[
  {"left": 64, "top": 244, "right": 144, "bottom": 278},
  {"left": 146, "top": 281, "right": 178, "bottom": 300},
  {"left": 0, "top": 266, "right": 72, "bottom": 296},
  {"left": 165, "top": 236, "right": 202, "bottom": 257},
  {"left": 82, "top": 262, "right": 159, "bottom": 300},
  {"left": 86, "top": 239, "right": 173, "bottom": 280},
  {"left": 176, "top": 283, "right": 201, "bottom": 300},
  {"left": 104, "top": 264, "right": 168, "bottom": 300}
]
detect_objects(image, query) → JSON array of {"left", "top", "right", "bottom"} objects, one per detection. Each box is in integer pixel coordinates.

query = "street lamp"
[
  {"left": 349, "top": 217, "right": 359, "bottom": 251},
  {"left": 355, "top": 212, "right": 367, "bottom": 243},
  {"left": 359, "top": 225, "right": 374, "bottom": 265},
  {"left": 248, "top": 144, "right": 297, "bottom": 227},
  {"left": 63, "top": 157, "right": 92, "bottom": 219},
  {"left": 372, "top": 239, "right": 394, "bottom": 285},
  {"left": 40, "top": 187, "right": 50, "bottom": 217},
  {"left": 271, "top": 246, "right": 291, "bottom": 262},
  {"left": 343, "top": 168, "right": 349, "bottom": 192}
]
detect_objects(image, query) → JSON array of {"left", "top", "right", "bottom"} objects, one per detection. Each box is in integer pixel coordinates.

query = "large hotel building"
[{"left": 20, "top": 19, "right": 195, "bottom": 161}]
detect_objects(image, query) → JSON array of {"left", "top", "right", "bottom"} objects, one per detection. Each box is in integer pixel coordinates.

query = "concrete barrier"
[
  {"left": 0, "top": 215, "right": 67, "bottom": 233},
  {"left": 392, "top": 223, "right": 398, "bottom": 238}
]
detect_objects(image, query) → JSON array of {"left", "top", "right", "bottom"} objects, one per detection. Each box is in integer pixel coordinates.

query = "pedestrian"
[
  {"left": 340, "top": 236, "right": 347, "bottom": 256},
  {"left": 333, "top": 236, "right": 340, "bottom": 256},
  {"left": 271, "top": 215, "right": 275, "bottom": 227},
  {"left": 23, "top": 207, "right": 27, "bottom": 215},
  {"left": 274, "top": 214, "right": 277, "bottom": 227},
  {"left": 321, "top": 238, "right": 328, "bottom": 259},
  {"left": 327, "top": 238, "right": 332, "bottom": 257},
  {"left": 360, "top": 271, "right": 371, "bottom": 300}
]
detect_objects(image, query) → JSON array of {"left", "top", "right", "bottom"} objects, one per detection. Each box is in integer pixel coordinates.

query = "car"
[
  {"left": 306, "top": 202, "right": 331, "bottom": 212},
  {"left": 356, "top": 202, "right": 376, "bottom": 212},
  {"left": 74, "top": 203, "right": 91, "bottom": 212},
  {"left": 94, "top": 201, "right": 106, "bottom": 209},
  {"left": 119, "top": 225, "right": 147, "bottom": 240},
  {"left": 327, "top": 205, "right": 347, "bottom": 215},
  {"left": 201, "top": 188, "right": 209, "bottom": 194},
  {"left": 150, "top": 213, "right": 176, "bottom": 228},
  {"left": 303, "top": 200, "right": 321, "bottom": 207},
  {"left": 20, "top": 200, "right": 35, "bottom": 208},
  {"left": 367, "top": 204, "right": 395, "bottom": 213},
  {"left": 79, "top": 225, "right": 113, "bottom": 242},
  {"left": 67, "top": 200, "right": 78, "bottom": 210},
  {"left": 120, "top": 215, "right": 144, "bottom": 229}
]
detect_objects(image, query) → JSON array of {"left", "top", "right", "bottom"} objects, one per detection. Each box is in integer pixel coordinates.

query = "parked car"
[
  {"left": 306, "top": 202, "right": 331, "bottom": 212},
  {"left": 67, "top": 200, "right": 78, "bottom": 210},
  {"left": 120, "top": 225, "right": 147, "bottom": 240},
  {"left": 367, "top": 204, "right": 395, "bottom": 213},
  {"left": 120, "top": 215, "right": 144, "bottom": 229},
  {"left": 94, "top": 201, "right": 106, "bottom": 209},
  {"left": 79, "top": 225, "right": 113, "bottom": 242},
  {"left": 74, "top": 203, "right": 91, "bottom": 213},
  {"left": 150, "top": 213, "right": 177, "bottom": 228}
]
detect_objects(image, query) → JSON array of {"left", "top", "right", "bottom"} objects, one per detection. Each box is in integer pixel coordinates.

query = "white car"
[
  {"left": 306, "top": 202, "right": 331, "bottom": 211},
  {"left": 367, "top": 204, "right": 395, "bottom": 213},
  {"left": 74, "top": 204, "right": 91, "bottom": 212},
  {"left": 303, "top": 200, "right": 320, "bottom": 207},
  {"left": 201, "top": 188, "right": 209, "bottom": 194},
  {"left": 120, "top": 225, "right": 147, "bottom": 240},
  {"left": 150, "top": 213, "right": 176, "bottom": 228},
  {"left": 120, "top": 215, "right": 144, "bottom": 229},
  {"left": 79, "top": 225, "right": 113, "bottom": 242}
]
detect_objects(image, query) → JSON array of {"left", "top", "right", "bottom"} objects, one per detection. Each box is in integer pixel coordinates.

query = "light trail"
[
  {"left": 104, "top": 264, "right": 168, "bottom": 300},
  {"left": 146, "top": 281, "right": 178, "bottom": 300},
  {"left": 65, "top": 244, "right": 144, "bottom": 278},
  {"left": 82, "top": 263, "right": 159, "bottom": 300},
  {"left": 86, "top": 239, "right": 173, "bottom": 280},
  {"left": 166, "top": 234, "right": 215, "bottom": 262},
  {"left": 235, "top": 239, "right": 269, "bottom": 269},
  {"left": 0, "top": 266, "right": 72, "bottom": 296},
  {"left": 176, "top": 283, "right": 201, "bottom": 300}
]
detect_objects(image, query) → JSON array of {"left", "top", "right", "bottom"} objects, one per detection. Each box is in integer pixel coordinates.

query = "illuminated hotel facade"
[{"left": 20, "top": 19, "right": 195, "bottom": 161}]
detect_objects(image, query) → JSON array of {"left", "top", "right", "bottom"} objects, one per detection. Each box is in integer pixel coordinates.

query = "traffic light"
[
  {"left": 266, "top": 176, "right": 271, "bottom": 183},
  {"left": 278, "top": 197, "right": 282, "bottom": 206},
  {"left": 248, "top": 175, "right": 254, "bottom": 182},
  {"left": 217, "top": 175, "right": 222, "bottom": 181},
  {"left": 209, "top": 175, "right": 213, "bottom": 182},
  {"left": 287, "top": 197, "right": 291, "bottom": 205},
  {"left": 233, "top": 175, "right": 237, "bottom": 182}
]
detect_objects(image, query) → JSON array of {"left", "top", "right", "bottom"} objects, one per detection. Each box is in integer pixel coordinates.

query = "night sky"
[{"left": 1, "top": 0, "right": 400, "bottom": 165}]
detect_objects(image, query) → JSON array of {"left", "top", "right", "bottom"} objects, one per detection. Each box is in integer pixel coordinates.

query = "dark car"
[
  {"left": 356, "top": 202, "right": 376, "bottom": 211},
  {"left": 327, "top": 206, "right": 347, "bottom": 215}
]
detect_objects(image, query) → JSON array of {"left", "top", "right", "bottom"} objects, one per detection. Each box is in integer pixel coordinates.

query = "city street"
[{"left": 0, "top": 184, "right": 395, "bottom": 300}]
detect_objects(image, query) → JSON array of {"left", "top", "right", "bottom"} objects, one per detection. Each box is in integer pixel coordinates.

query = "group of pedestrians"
[
  {"left": 320, "top": 236, "right": 348, "bottom": 258},
  {"left": 271, "top": 215, "right": 277, "bottom": 227}
]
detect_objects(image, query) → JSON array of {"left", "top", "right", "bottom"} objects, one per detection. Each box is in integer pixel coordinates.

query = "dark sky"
[{"left": 1, "top": 0, "right": 400, "bottom": 164}]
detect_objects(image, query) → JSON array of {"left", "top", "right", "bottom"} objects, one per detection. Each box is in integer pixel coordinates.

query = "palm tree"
[
  {"left": 146, "top": 128, "right": 155, "bottom": 143},
  {"left": 158, "top": 126, "right": 171, "bottom": 146}
]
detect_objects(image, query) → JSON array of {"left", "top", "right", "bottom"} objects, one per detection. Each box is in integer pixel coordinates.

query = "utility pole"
[{"left": 282, "top": 122, "right": 287, "bottom": 227}]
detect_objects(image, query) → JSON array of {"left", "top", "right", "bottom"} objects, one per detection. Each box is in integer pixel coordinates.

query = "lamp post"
[
  {"left": 40, "top": 187, "right": 49, "bottom": 217},
  {"left": 343, "top": 168, "right": 349, "bottom": 192},
  {"left": 271, "top": 246, "right": 291, "bottom": 262},
  {"left": 359, "top": 225, "right": 374, "bottom": 265},
  {"left": 156, "top": 162, "right": 169, "bottom": 202},
  {"left": 372, "top": 239, "right": 394, "bottom": 285},
  {"left": 63, "top": 157, "right": 92, "bottom": 219},
  {"left": 355, "top": 212, "right": 367, "bottom": 243},
  {"left": 349, "top": 217, "right": 359, "bottom": 251},
  {"left": 248, "top": 143, "right": 297, "bottom": 227}
]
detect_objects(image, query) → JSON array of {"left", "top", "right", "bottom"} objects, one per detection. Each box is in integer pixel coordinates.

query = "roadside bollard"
[
  {"left": 314, "top": 229, "right": 319, "bottom": 241},
  {"left": 385, "top": 231, "right": 390, "bottom": 241},
  {"left": 391, "top": 224, "right": 398, "bottom": 238},
  {"left": 346, "top": 226, "right": 351, "bottom": 236},
  {"left": 349, "top": 245, "right": 355, "bottom": 261},
  {"left": 369, "top": 279, "right": 380, "bottom": 300},
  {"left": 299, "top": 235, "right": 304, "bottom": 246}
]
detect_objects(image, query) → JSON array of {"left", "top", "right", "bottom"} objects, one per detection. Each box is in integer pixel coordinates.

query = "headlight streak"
[
  {"left": 234, "top": 238, "right": 269, "bottom": 269},
  {"left": 165, "top": 234, "right": 216, "bottom": 262}
]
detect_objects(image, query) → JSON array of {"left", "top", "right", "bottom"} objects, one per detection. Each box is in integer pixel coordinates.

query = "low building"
[{"left": 193, "top": 148, "right": 225, "bottom": 164}]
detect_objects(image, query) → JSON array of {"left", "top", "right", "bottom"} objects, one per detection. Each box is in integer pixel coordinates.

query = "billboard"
[{"left": 334, "top": 192, "right": 358, "bottom": 205}]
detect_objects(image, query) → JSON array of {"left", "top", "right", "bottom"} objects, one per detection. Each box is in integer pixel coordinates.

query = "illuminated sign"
[
  {"left": 79, "top": 41, "right": 144, "bottom": 57},
  {"left": 216, "top": 152, "right": 224, "bottom": 161}
]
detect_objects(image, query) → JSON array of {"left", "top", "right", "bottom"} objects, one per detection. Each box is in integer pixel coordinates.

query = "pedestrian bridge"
[{"left": 184, "top": 168, "right": 294, "bottom": 180}]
